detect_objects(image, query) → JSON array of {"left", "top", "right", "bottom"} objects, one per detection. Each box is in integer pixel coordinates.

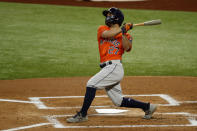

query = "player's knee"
[
  {"left": 86, "top": 81, "right": 96, "bottom": 89},
  {"left": 87, "top": 80, "right": 93, "bottom": 87},
  {"left": 111, "top": 97, "right": 123, "bottom": 107}
]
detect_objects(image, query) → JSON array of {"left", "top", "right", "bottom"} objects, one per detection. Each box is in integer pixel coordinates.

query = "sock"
[
  {"left": 80, "top": 87, "right": 96, "bottom": 117},
  {"left": 120, "top": 97, "right": 150, "bottom": 111}
]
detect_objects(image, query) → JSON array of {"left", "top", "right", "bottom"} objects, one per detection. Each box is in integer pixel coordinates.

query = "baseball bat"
[{"left": 133, "top": 19, "right": 162, "bottom": 27}]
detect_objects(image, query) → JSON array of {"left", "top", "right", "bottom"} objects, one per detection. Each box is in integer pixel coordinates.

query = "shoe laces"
[{"left": 73, "top": 111, "right": 81, "bottom": 118}]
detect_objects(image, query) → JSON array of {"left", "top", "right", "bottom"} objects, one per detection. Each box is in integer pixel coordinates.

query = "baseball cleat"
[
  {"left": 67, "top": 112, "right": 88, "bottom": 123},
  {"left": 143, "top": 104, "right": 157, "bottom": 119}
]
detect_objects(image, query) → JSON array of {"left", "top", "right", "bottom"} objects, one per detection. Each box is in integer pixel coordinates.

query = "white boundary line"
[
  {"left": 157, "top": 94, "right": 180, "bottom": 106},
  {"left": 28, "top": 94, "right": 182, "bottom": 109},
  {"left": 54, "top": 124, "right": 197, "bottom": 128},
  {"left": 1, "top": 94, "right": 197, "bottom": 130},
  {"left": 1, "top": 94, "right": 196, "bottom": 108},
  {"left": 179, "top": 101, "right": 197, "bottom": 104},
  {"left": 0, "top": 99, "right": 34, "bottom": 104},
  {"left": 1, "top": 123, "right": 52, "bottom": 131},
  {"left": 44, "top": 112, "right": 197, "bottom": 128}
]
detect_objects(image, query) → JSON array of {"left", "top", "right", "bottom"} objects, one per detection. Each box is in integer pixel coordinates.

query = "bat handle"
[{"left": 133, "top": 23, "right": 144, "bottom": 27}]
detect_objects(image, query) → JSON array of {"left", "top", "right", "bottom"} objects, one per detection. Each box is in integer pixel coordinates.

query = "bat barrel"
[{"left": 144, "top": 19, "right": 162, "bottom": 26}]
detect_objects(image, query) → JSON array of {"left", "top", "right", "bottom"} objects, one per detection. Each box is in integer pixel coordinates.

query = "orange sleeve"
[{"left": 97, "top": 25, "right": 108, "bottom": 38}]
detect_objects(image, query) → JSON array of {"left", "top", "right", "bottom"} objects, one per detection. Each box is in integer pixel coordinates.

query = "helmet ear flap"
[{"left": 102, "top": 10, "right": 109, "bottom": 17}]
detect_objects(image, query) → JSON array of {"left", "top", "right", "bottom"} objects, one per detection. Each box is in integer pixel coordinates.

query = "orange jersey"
[{"left": 97, "top": 25, "right": 132, "bottom": 63}]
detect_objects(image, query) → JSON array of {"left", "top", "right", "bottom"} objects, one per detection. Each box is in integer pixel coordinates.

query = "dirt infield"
[{"left": 0, "top": 76, "right": 197, "bottom": 130}]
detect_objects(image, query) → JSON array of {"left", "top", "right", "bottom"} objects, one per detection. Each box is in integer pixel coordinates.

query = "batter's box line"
[
  {"left": 44, "top": 112, "right": 197, "bottom": 128},
  {"left": 3, "top": 112, "right": 196, "bottom": 130},
  {"left": 28, "top": 94, "right": 181, "bottom": 109},
  {"left": 179, "top": 101, "right": 197, "bottom": 104}
]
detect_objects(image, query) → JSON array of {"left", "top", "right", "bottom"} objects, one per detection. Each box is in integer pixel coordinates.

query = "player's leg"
[
  {"left": 67, "top": 63, "right": 121, "bottom": 123},
  {"left": 106, "top": 83, "right": 157, "bottom": 119},
  {"left": 67, "top": 86, "right": 96, "bottom": 123},
  {"left": 79, "top": 86, "right": 96, "bottom": 117},
  {"left": 106, "top": 83, "right": 149, "bottom": 109},
  {"left": 80, "top": 64, "right": 121, "bottom": 115},
  {"left": 120, "top": 97, "right": 150, "bottom": 111},
  {"left": 105, "top": 83, "right": 123, "bottom": 107}
]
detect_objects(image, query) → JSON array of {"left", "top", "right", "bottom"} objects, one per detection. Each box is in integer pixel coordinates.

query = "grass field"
[{"left": 0, "top": 2, "right": 197, "bottom": 79}]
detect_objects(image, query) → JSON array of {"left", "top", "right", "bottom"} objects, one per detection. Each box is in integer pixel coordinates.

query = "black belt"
[{"left": 100, "top": 61, "right": 112, "bottom": 68}]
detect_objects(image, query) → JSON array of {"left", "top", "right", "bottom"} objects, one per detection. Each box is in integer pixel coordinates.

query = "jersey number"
[{"left": 108, "top": 46, "right": 119, "bottom": 54}]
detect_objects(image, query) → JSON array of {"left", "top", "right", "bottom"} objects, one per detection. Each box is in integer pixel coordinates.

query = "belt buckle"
[
  {"left": 108, "top": 61, "right": 112, "bottom": 65},
  {"left": 99, "top": 63, "right": 106, "bottom": 68},
  {"left": 105, "top": 61, "right": 112, "bottom": 67},
  {"left": 100, "top": 61, "right": 112, "bottom": 68}
]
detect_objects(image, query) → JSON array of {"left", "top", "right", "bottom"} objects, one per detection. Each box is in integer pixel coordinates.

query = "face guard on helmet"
[{"left": 103, "top": 7, "right": 124, "bottom": 27}]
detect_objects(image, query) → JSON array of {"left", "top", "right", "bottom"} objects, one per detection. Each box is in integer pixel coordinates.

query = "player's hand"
[{"left": 121, "top": 23, "right": 133, "bottom": 34}]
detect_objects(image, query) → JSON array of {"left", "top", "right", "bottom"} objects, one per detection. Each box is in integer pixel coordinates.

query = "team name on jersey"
[{"left": 100, "top": 39, "right": 120, "bottom": 47}]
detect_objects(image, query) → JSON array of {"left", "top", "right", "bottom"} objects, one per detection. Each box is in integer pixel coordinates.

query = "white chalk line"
[
  {"left": 55, "top": 124, "right": 197, "bottom": 128},
  {"left": 28, "top": 96, "right": 115, "bottom": 109},
  {"left": 188, "top": 118, "right": 197, "bottom": 126},
  {"left": 0, "top": 99, "right": 34, "bottom": 104},
  {"left": 43, "top": 113, "right": 129, "bottom": 128},
  {"left": 1, "top": 94, "right": 196, "bottom": 109},
  {"left": 1, "top": 94, "right": 196, "bottom": 130},
  {"left": 158, "top": 94, "right": 180, "bottom": 106},
  {"left": 179, "top": 101, "right": 197, "bottom": 104},
  {"left": 158, "top": 112, "right": 197, "bottom": 116},
  {"left": 1, "top": 123, "right": 52, "bottom": 131},
  {"left": 28, "top": 94, "right": 186, "bottom": 109},
  {"left": 44, "top": 112, "right": 197, "bottom": 128}
]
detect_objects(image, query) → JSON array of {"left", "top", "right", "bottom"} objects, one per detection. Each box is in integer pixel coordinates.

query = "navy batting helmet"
[{"left": 103, "top": 7, "right": 124, "bottom": 26}]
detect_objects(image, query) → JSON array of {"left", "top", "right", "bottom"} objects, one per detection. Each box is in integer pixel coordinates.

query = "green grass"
[{"left": 0, "top": 2, "right": 197, "bottom": 79}]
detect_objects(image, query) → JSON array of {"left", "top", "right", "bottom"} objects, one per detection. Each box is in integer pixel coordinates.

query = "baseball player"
[{"left": 67, "top": 7, "right": 157, "bottom": 123}]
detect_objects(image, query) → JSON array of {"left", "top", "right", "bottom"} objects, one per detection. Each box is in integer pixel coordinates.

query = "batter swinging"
[{"left": 67, "top": 7, "right": 157, "bottom": 123}]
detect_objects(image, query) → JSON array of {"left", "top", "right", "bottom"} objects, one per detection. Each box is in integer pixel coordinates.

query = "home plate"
[{"left": 95, "top": 109, "right": 128, "bottom": 114}]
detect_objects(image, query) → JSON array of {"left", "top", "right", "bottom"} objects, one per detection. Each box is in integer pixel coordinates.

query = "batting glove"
[{"left": 121, "top": 23, "right": 133, "bottom": 34}]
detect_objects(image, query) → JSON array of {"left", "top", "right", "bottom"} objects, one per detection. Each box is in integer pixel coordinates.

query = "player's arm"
[
  {"left": 101, "top": 27, "right": 122, "bottom": 38},
  {"left": 122, "top": 34, "right": 132, "bottom": 52},
  {"left": 121, "top": 23, "right": 133, "bottom": 52}
]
